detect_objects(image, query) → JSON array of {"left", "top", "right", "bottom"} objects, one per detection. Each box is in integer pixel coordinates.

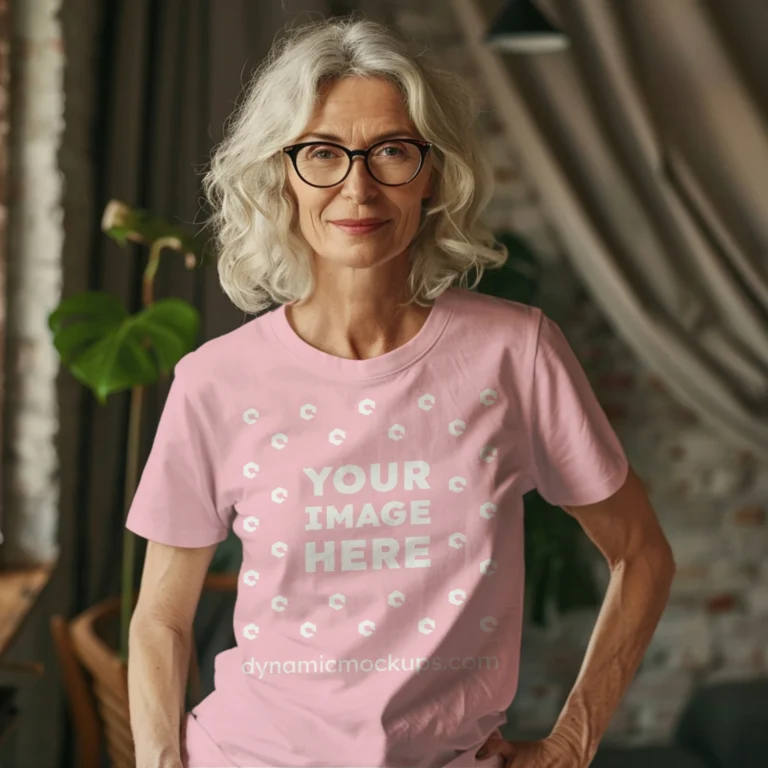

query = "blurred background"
[{"left": 1, "top": 0, "right": 768, "bottom": 766}]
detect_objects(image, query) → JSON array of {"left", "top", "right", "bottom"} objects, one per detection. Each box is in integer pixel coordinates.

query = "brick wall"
[
  {"left": 0, "top": 0, "right": 8, "bottom": 547},
  {"left": 390, "top": 0, "right": 768, "bottom": 746},
  {"left": 2, "top": 3, "right": 65, "bottom": 765},
  {"left": 2, "top": 0, "right": 63, "bottom": 566}
]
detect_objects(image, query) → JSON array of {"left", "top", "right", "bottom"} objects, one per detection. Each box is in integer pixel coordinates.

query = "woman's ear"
[
  {"left": 429, "top": 170, "right": 438, "bottom": 198},
  {"left": 423, "top": 176, "right": 435, "bottom": 203}
]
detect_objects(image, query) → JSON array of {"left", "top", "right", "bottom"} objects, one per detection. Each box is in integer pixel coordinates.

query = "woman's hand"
[{"left": 475, "top": 730, "right": 584, "bottom": 767}]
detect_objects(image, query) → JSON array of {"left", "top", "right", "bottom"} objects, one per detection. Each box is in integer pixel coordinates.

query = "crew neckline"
[{"left": 267, "top": 288, "right": 455, "bottom": 381}]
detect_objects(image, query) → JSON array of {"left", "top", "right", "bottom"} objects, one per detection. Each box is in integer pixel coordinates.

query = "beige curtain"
[{"left": 451, "top": 0, "right": 768, "bottom": 455}]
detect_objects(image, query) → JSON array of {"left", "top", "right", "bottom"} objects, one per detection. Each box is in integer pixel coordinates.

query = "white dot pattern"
[{"left": 234, "top": 385, "right": 506, "bottom": 642}]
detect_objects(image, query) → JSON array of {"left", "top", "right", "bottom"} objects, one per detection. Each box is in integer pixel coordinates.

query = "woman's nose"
[{"left": 340, "top": 156, "right": 377, "bottom": 202}]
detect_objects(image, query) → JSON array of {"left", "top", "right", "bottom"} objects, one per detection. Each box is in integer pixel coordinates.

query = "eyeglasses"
[{"left": 282, "top": 138, "right": 432, "bottom": 188}]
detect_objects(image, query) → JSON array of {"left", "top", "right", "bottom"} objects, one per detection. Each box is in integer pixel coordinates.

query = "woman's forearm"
[
  {"left": 548, "top": 543, "right": 676, "bottom": 765},
  {"left": 128, "top": 617, "right": 192, "bottom": 768}
]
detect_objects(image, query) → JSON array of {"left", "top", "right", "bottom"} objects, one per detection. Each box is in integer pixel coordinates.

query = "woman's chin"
[{"left": 315, "top": 247, "right": 398, "bottom": 270}]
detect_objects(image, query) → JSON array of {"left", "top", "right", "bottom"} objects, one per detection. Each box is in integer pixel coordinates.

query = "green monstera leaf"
[{"left": 48, "top": 291, "right": 200, "bottom": 403}]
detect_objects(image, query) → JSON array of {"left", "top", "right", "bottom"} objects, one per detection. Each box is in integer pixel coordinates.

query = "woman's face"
[{"left": 284, "top": 76, "right": 434, "bottom": 272}]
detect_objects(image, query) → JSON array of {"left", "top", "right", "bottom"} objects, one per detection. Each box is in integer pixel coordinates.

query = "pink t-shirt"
[{"left": 126, "top": 286, "right": 629, "bottom": 768}]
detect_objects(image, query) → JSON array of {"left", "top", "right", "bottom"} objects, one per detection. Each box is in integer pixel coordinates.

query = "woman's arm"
[
  {"left": 128, "top": 540, "right": 218, "bottom": 768},
  {"left": 477, "top": 466, "right": 675, "bottom": 767},
  {"left": 548, "top": 466, "right": 676, "bottom": 764}
]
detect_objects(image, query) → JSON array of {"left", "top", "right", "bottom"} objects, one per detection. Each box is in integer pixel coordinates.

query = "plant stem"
[
  {"left": 143, "top": 236, "right": 181, "bottom": 307},
  {"left": 120, "top": 235, "right": 181, "bottom": 661}
]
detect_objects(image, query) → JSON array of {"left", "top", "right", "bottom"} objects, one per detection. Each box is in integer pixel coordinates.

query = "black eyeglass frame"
[{"left": 282, "top": 138, "right": 432, "bottom": 188}]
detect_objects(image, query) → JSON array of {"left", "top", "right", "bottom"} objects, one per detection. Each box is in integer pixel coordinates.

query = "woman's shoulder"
[
  {"left": 173, "top": 310, "right": 276, "bottom": 388},
  {"left": 446, "top": 286, "right": 539, "bottom": 337}
]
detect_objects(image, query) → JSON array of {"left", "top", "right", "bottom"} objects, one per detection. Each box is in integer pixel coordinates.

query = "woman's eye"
[
  {"left": 305, "top": 145, "right": 343, "bottom": 160},
  {"left": 378, "top": 145, "right": 404, "bottom": 157}
]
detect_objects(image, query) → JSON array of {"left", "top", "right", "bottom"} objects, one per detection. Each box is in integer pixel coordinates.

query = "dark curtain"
[{"left": 52, "top": 1, "right": 404, "bottom": 766}]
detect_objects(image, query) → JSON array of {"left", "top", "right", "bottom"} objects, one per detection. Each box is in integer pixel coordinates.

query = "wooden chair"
[{"left": 50, "top": 573, "right": 237, "bottom": 768}]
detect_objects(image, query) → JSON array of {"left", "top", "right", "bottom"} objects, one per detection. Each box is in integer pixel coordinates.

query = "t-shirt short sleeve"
[
  {"left": 125, "top": 353, "right": 232, "bottom": 547},
  {"left": 524, "top": 309, "right": 629, "bottom": 507}
]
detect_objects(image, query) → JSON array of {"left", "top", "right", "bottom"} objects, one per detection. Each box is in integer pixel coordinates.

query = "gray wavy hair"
[{"left": 201, "top": 14, "right": 508, "bottom": 315}]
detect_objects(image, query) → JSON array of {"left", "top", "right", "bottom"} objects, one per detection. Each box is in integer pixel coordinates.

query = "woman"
[{"left": 126, "top": 15, "right": 675, "bottom": 768}]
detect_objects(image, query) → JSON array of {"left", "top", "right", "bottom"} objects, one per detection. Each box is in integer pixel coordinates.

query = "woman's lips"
[{"left": 331, "top": 220, "right": 388, "bottom": 235}]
